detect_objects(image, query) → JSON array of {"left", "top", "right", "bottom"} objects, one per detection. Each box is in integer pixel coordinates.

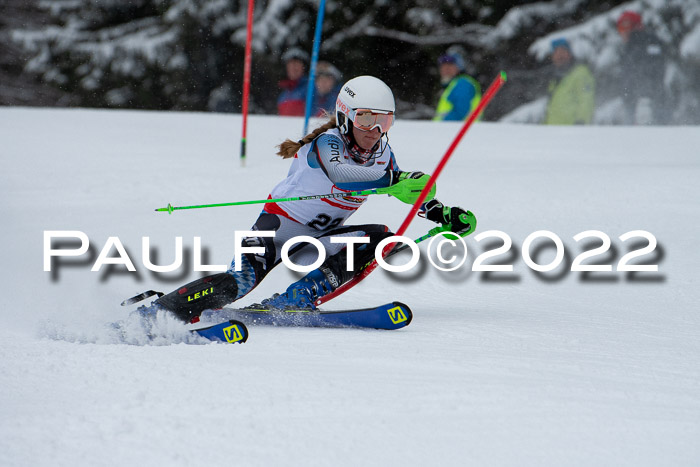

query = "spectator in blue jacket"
[
  {"left": 277, "top": 48, "right": 309, "bottom": 116},
  {"left": 313, "top": 61, "right": 342, "bottom": 116},
  {"left": 433, "top": 49, "right": 481, "bottom": 121}
]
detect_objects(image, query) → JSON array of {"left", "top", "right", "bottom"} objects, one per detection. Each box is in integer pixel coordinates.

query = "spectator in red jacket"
[{"left": 277, "top": 48, "right": 309, "bottom": 116}]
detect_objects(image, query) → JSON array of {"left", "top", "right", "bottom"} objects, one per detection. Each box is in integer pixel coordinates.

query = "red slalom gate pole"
[
  {"left": 239, "top": 0, "right": 255, "bottom": 167},
  {"left": 315, "top": 71, "right": 507, "bottom": 307}
]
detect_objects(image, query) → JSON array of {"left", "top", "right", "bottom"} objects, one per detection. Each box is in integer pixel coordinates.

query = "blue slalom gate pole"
[{"left": 302, "top": 0, "right": 327, "bottom": 136}]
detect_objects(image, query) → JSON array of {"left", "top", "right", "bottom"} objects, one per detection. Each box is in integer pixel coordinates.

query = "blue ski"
[
  {"left": 203, "top": 301, "right": 412, "bottom": 330},
  {"left": 192, "top": 319, "right": 249, "bottom": 343}
]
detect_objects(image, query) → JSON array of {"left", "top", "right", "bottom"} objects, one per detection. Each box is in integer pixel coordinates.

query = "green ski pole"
[
  {"left": 156, "top": 188, "right": 383, "bottom": 214},
  {"left": 155, "top": 180, "right": 430, "bottom": 214}
]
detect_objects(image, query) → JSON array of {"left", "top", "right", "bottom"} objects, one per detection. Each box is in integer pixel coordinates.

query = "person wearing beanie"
[
  {"left": 277, "top": 47, "right": 310, "bottom": 116},
  {"left": 313, "top": 61, "right": 343, "bottom": 117},
  {"left": 616, "top": 11, "right": 668, "bottom": 124},
  {"left": 433, "top": 48, "right": 481, "bottom": 121},
  {"left": 617, "top": 11, "right": 643, "bottom": 42},
  {"left": 544, "top": 37, "right": 596, "bottom": 125}
]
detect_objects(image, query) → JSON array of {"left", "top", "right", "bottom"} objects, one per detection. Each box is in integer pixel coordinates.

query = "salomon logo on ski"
[
  {"left": 192, "top": 319, "right": 249, "bottom": 343},
  {"left": 387, "top": 306, "right": 408, "bottom": 324},
  {"left": 223, "top": 323, "right": 245, "bottom": 343}
]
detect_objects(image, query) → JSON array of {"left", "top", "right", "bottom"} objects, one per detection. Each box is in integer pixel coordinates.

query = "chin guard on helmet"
[{"left": 340, "top": 130, "right": 388, "bottom": 163}]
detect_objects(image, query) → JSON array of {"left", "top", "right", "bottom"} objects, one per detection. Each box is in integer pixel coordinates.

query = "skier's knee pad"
[{"left": 155, "top": 273, "right": 239, "bottom": 322}]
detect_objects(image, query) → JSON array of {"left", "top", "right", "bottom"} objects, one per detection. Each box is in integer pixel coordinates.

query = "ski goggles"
[{"left": 349, "top": 108, "right": 394, "bottom": 133}]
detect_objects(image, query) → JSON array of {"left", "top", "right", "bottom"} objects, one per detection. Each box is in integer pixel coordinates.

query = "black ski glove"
[
  {"left": 390, "top": 170, "right": 425, "bottom": 185},
  {"left": 420, "top": 199, "right": 476, "bottom": 236}
]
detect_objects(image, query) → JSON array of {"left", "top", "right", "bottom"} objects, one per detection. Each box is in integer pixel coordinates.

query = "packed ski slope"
[{"left": 1, "top": 107, "right": 699, "bottom": 466}]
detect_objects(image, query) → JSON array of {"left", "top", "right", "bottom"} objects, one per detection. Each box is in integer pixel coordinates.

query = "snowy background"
[
  {"left": 3, "top": 0, "right": 700, "bottom": 122},
  {"left": 1, "top": 107, "right": 699, "bottom": 466}
]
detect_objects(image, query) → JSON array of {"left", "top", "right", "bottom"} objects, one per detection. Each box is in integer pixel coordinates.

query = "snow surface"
[{"left": 1, "top": 107, "right": 699, "bottom": 466}]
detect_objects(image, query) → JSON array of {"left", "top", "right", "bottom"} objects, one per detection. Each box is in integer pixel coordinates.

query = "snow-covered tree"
[
  {"left": 507, "top": 0, "right": 700, "bottom": 124},
  {"left": 5, "top": 0, "right": 700, "bottom": 123}
]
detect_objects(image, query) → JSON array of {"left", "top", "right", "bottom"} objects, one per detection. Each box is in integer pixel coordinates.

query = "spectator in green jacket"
[
  {"left": 545, "top": 38, "right": 596, "bottom": 125},
  {"left": 433, "top": 48, "right": 481, "bottom": 121}
]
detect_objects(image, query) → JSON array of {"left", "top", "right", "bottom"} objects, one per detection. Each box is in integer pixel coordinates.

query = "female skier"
[{"left": 151, "top": 76, "right": 474, "bottom": 322}]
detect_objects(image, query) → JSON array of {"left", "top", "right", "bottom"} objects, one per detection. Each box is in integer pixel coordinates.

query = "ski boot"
[{"left": 258, "top": 268, "right": 337, "bottom": 311}]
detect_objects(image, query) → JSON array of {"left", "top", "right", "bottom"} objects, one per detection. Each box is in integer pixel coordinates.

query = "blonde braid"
[{"left": 276, "top": 115, "right": 338, "bottom": 159}]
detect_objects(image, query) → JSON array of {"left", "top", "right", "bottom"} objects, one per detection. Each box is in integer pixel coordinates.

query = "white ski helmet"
[{"left": 336, "top": 75, "right": 395, "bottom": 135}]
